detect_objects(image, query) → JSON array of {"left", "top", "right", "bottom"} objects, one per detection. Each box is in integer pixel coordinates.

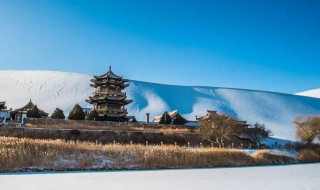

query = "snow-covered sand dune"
[
  {"left": 296, "top": 88, "right": 320, "bottom": 99},
  {"left": 1, "top": 70, "right": 320, "bottom": 140},
  {"left": 1, "top": 164, "right": 319, "bottom": 190}
]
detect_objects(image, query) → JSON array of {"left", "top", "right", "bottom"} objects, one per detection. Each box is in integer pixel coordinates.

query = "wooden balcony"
[
  {"left": 94, "top": 90, "right": 123, "bottom": 96},
  {"left": 98, "top": 108, "right": 127, "bottom": 114}
]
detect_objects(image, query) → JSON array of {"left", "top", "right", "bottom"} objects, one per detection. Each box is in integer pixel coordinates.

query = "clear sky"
[{"left": 0, "top": 0, "right": 319, "bottom": 93}]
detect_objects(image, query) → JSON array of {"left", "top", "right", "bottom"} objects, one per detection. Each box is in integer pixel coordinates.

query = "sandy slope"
[
  {"left": 1, "top": 70, "right": 320, "bottom": 140},
  {"left": 0, "top": 164, "right": 319, "bottom": 190}
]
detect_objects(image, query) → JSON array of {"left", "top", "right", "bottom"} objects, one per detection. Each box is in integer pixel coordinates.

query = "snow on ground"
[
  {"left": 0, "top": 164, "right": 319, "bottom": 190},
  {"left": 1, "top": 70, "right": 320, "bottom": 140},
  {"left": 296, "top": 88, "right": 320, "bottom": 99},
  {"left": 242, "top": 149, "right": 299, "bottom": 159},
  {"left": 261, "top": 137, "right": 297, "bottom": 147}
]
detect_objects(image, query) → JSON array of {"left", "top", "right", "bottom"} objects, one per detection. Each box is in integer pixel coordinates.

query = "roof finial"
[{"left": 109, "top": 66, "right": 112, "bottom": 71}]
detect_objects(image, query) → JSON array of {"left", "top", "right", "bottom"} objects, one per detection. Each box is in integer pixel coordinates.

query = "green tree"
[
  {"left": 51, "top": 108, "right": 65, "bottom": 119},
  {"left": 159, "top": 111, "right": 172, "bottom": 124},
  {"left": 26, "top": 105, "right": 42, "bottom": 118},
  {"left": 86, "top": 109, "right": 101, "bottom": 121},
  {"left": 68, "top": 104, "right": 85, "bottom": 120}
]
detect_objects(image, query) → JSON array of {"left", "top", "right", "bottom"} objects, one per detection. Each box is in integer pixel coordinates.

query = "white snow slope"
[
  {"left": 296, "top": 88, "right": 320, "bottom": 99},
  {"left": 1, "top": 164, "right": 319, "bottom": 190},
  {"left": 1, "top": 70, "right": 320, "bottom": 140}
]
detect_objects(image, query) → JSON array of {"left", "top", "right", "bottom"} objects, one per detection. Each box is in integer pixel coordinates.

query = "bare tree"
[
  {"left": 294, "top": 116, "right": 320, "bottom": 144},
  {"left": 198, "top": 113, "right": 243, "bottom": 148},
  {"left": 245, "top": 123, "right": 271, "bottom": 145}
]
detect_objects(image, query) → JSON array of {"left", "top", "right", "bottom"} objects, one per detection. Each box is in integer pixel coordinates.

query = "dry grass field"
[{"left": 0, "top": 137, "right": 297, "bottom": 172}]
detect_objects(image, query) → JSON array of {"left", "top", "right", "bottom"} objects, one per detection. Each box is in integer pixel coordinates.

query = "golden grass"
[
  {"left": 142, "top": 148, "right": 257, "bottom": 168},
  {"left": 298, "top": 149, "right": 320, "bottom": 163},
  {"left": 252, "top": 150, "right": 296, "bottom": 164},
  {"left": 0, "top": 137, "right": 297, "bottom": 172}
]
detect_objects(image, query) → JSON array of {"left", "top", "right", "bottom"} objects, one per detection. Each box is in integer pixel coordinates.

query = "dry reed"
[
  {"left": 298, "top": 149, "right": 320, "bottom": 163},
  {"left": 252, "top": 150, "right": 296, "bottom": 164},
  {"left": 0, "top": 137, "right": 297, "bottom": 172}
]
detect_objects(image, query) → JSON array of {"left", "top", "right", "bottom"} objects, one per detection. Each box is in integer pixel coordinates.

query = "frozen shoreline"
[{"left": 1, "top": 163, "right": 319, "bottom": 190}]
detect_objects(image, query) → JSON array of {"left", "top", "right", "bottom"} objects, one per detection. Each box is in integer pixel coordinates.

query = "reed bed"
[
  {"left": 251, "top": 150, "right": 296, "bottom": 164},
  {"left": 298, "top": 149, "right": 320, "bottom": 163},
  {"left": 0, "top": 137, "right": 296, "bottom": 172},
  {"left": 296, "top": 143, "right": 320, "bottom": 163}
]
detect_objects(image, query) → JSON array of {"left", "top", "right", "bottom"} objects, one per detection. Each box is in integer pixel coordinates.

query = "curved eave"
[
  {"left": 90, "top": 82, "right": 128, "bottom": 88},
  {"left": 87, "top": 98, "right": 131, "bottom": 105},
  {"left": 99, "top": 112, "right": 127, "bottom": 117},
  {"left": 89, "top": 95, "right": 127, "bottom": 101},
  {"left": 40, "top": 111, "right": 49, "bottom": 117},
  {"left": 172, "top": 113, "right": 189, "bottom": 123},
  {"left": 93, "top": 74, "right": 123, "bottom": 80},
  {"left": 92, "top": 78, "right": 125, "bottom": 83},
  {"left": 107, "top": 96, "right": 126, "bottom": 101},
  {"left": 123, "top": 99, "right": 133, "bottom": 105},
  {"left": 120, "top": 83, "right": 129, "bottom": 88},
  {"left": 85, "top": 99, "right": 93, "bottom": 104}
]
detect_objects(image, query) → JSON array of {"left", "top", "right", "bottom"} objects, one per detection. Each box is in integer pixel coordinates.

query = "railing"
[
  {"left": 94, "top": 90, "right": 123, "bottom": 96},
  {"left": 96, "top": 79, "right": 123, "bottom": 85},
  {"left": 94, "top": 90, "right": 126, "bottom": 95},
  {"left": 98, "top": 108, "right": 127, "bottom": 113}
]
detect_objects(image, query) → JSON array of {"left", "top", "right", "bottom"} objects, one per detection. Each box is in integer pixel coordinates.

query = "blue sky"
[{"left": 0, "top": 0, "right": 319, "bottom": 93}]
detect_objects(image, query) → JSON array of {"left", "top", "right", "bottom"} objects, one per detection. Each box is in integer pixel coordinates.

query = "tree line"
[
  {"left": 27, "top": 103, "right": 320, "bottom": 145},
  {"left": 197, "top": 112, "right": 320, "bottom": 147},
  {"left": 27, "top": 104, "right": 100, "bottom": 121},
  {"left": 197, "top": 112, "right": 271, "bottom": 147}
]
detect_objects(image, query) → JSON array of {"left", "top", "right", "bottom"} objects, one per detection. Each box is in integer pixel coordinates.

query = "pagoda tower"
[{"left": 86, "top": 66, "right": 133, "bottom": 121}]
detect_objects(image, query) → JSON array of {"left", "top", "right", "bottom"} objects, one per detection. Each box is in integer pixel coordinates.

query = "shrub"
[
  {"left": 86, "top": 109, "right": 101, "bottom": 121},
  {"left": 252, "top": 150, "right": 296, "bottom": 164},
  {"left": 26, "top": 105, "right": 41, "bottom": 118},
  {"left": 51, "top": 108, "right": 65, "bottom": 119},
  {"left": 298, "top": 149, "right": 320, "bottom": 163},
  {"left": 68, "top": 104, "right": 85, "bottom": 120}
]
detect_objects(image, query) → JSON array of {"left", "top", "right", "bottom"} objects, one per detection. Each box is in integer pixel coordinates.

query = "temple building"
[
  {"left": 0, "top": 101, "right": 6, "bottom": 110},
  {"left": 86, "top": 66, "right": 133, "bottom": 121},
  {"left": 153, "top": 110, "right": 188, "bottom": 125},
  {"left": 0, "top": 101, "right": 10, "bottom": 120},
  {"left": 10, "top": 99, "right": 49, "bottom": 121},
  {"left": 197, "top": 110, "right": 249, "bottom": 127}
]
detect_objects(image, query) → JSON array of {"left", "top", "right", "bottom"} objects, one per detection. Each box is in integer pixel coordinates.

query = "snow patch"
[{"left": 296, "top": 88, "right": 320, "bottom": 99}]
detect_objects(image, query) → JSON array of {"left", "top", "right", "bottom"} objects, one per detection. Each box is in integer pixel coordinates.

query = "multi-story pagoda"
[{"left": 86, "top": 66, "right": 133, "bottom": 121}]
